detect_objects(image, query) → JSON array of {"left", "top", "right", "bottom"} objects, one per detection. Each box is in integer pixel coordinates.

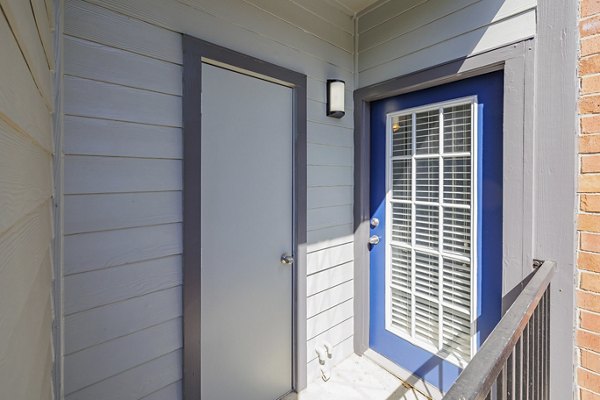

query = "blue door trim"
[{"left": 368, "top": 71, "right": 504, "bottom": 392}]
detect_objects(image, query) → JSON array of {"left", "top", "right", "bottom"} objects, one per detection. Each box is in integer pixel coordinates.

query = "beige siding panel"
[
  {"left": 0, "top": 269, "right": 53, "bottom": 400},
  {"left": 64, "top": 350, "right": 182, "bottom": 400},
  {"left": 64, "top": 318, "right": 182, "bottom": 395},
  {"left": 64, "top": 76, "right": 181, "bottom": 127},
  {"left": 65, "top": 286, "right": 182, "bottom": 353},
  {"left": 31, "top": 0, "right": 54, "bottom": 69},
  {"left": 0, "top": 12, "right": 52, "bottom": 151},
  {"left": 63, "top": 223, "right": 182, "bottom": 275},
  {"left": 0, "top": 119, "right": 52, "bottom": 234},
  {"left": 359, "top": 9, "right": 536, "bottom": 87},
  {"left": 44, "top": 0, "right": 54, "bottom": 30},
  {"left": 0, "top": 0, "right": 53, "bottom": 107},
  {"left": 64, "top": 256, "right": 182, "bottom": 315},
  {"left": 64, "top": 35, "right": 182, "bottom": 95},
  {"left": 64, "top": 192, "right": 181, "bottom": 234},
  {"left": 0, "top": 213, "right": 52, "bottom": 400},
  {"left": 0, "top": 204, "right": 52, "bottom": 335},
  {"left": 359, "top": 0, "right": 536, "bottom": 71}
]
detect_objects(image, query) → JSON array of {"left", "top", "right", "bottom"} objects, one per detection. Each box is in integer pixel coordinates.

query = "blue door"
[{"left": 369, "top": 72, "right": 504, "bottom": 392}]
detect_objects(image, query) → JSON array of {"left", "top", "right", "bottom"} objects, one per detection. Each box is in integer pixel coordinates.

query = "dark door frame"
[
  {"left": 182, "top": 34, "right": 308, "bottom": 399},
  {"left": 352, "top": 40, "right": 537, "bottom": 388}
]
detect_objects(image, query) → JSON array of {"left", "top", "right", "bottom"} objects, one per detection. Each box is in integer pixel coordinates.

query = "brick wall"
[{"left": 579, "top": 1, "right": 600, "bottom": 399}]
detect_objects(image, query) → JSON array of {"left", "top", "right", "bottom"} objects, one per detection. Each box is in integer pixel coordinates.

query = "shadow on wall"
[{"left": 357, "top": 0, "right": 532, "bottom": 87}]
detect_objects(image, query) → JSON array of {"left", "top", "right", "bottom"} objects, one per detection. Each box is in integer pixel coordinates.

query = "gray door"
[{"left": 200, "top": 63, "right": 293, "bottom": 400}]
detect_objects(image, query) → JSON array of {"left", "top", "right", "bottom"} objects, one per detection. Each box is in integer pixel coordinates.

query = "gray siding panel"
[
  {"left": 63, "top": 0, "right": 356, "bottom": 396},
  {"left": 64, "top": 286, "right": 182, "bottom": 354},
  {"left": 64, "top": 318, "right": 182, "bottom": 395},
  {"left": 64, "top": 256, "right": 182, "bottom": 315},
  {"left": 64, "top": 35, "right": 182, "bottom": 95},
  {"left": 64, "top": 76, "right": 182, "bottom": 127},
  {"left": 65, "top": 350, "right": 183, "bottom": 400},
  {"left": 64, "top": 192, "right": 182, "bottom": 234},
  {"left": 64, "top": 156, "right": 182, "bottom": 194},
  {"left": 357, "top": 0, "right": 537, "bottom": 87},
  {"left": 64, "top": 116, "right": 182, "bottom": 159},
  {"left": 64, "top": 223, "right": 182, "bottom": 275}
]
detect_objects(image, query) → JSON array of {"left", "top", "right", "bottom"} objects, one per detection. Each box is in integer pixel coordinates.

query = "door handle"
[
  {"left": 281, "top": 254, "right": 295, "bottom": 265},
  {"left": 369, "top": 235, "right": 380, "bottom": 245}
]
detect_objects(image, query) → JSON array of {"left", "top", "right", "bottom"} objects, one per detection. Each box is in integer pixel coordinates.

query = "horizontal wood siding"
[
  {"left": 62, "top": 0, "right": 355, "bottom": 397},
  {"left": 0, "top": 1, "right": 54, "bottom": 398},
  {"left": 357, "top": 0, "right": 537, "bottom": 87}
]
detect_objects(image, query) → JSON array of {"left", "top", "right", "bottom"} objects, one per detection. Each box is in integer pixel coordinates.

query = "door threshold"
[{"left": 363, "top": 350, "right": 443, "bottom": 400}]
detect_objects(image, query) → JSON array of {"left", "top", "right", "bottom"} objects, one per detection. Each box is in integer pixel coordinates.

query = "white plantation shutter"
[{"left": 386, "top": 98, "right": 476, "bottom": 366}]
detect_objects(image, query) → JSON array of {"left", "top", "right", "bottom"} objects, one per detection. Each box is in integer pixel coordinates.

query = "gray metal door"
[{"left": 200, "top": 63, "right": 293, "bottom": 399}]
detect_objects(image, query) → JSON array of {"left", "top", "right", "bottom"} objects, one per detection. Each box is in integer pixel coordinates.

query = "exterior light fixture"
[{"left": 327, "top": 79, "right": 345, "bottom": 118}]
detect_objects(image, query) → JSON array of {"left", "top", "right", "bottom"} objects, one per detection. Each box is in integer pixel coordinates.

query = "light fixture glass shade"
[{"left": 327, "top": 80, "right": 345, "bottom": 118}]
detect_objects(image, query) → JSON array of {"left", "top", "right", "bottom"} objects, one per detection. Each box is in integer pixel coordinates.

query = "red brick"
[
  {"left": 582, "top": 388, "right": 600, "bottom": 400},
  {"left": 580, "top": 367, "right": 600, "bottom": 394},
  {"left": 580, "top": 252, "right": 600, "bottom": 273},
  {"left": 583, "top": 36, "right": 600, "bottom": 58},
  {"left": 582, "top": 16, "right": 600, "bottom": 38},
  {"left": 583, "top": 234, "right": 600, "bottom": 253},
  {"left": 580, "top": 214, "right": 600, "bottom": 232},
  {"left": 582, "top": 55, "right": 600, "bottom": 76},
  {"left": 583, "top": 349, "right": 600, "bottom": 375},
  {"left": 583, "top": 195, "right": 600, "bottom": 212},
  {"left": 581, "top": 95, "right": 600, "bottom": 114},
  {"left": 582, "top": 272, "right": 600, "bottom": 293},
  {"left": 581, "top": 135, "right": 600, "bottom": 154},
  {"left": 583, "top": 0, "right": 600, "bottom": 18},
  {"left": 579, "top": 330, "right": 600, "bottom": 353},
  {"left": 579, "top": 290, "right": 600, "bottom": 313},
  {"left": 584, "top": 76, "right": 600, "bottom": 95},
  {"left": 583, "top": 155, "right": 600, "bottom": 173},
  {"left": 582, "top": 116, "right": 600, "bottom": 135}
]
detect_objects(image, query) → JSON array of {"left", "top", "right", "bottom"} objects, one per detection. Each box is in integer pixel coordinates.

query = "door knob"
[
  {"left": 281, "top": 254, "right": 295, "bottom": 265},
  {"left": 369, "top": 235, "right": 380, "bottom": 245}
]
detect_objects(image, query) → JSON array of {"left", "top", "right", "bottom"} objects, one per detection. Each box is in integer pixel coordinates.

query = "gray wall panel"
[{"left": 62, "top": 0, "right": 356, "bottom": 397}]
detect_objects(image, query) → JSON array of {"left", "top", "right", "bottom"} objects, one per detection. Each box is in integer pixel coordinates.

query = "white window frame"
[{"left": 384, "top": 96, "right": 478, "bottom": 368}]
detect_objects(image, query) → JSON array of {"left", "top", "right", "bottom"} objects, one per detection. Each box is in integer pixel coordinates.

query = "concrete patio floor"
[{"left": 297, "top": 354, "right": 431, "bottom": 400}]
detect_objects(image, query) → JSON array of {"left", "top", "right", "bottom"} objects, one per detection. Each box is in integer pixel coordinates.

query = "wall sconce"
[{"left": 327, "top": 80, "right": 345, "bottom": 118}]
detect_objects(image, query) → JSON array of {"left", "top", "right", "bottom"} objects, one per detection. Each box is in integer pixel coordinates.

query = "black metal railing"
[{"left": 443, "top": 260, "right": 556, "bottom": 400}]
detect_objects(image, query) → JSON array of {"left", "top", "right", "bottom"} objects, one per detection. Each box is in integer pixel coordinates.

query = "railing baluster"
[
  {"left": 516, "top": 337, "right": 522, "bottom": 400},
  {"left": 441, "top": 261, "right": 555, "bottom": 400},
  {"left": 523, "top": 323, "right": 529, "bottom": 400},
  {"left": 507, "top": 350, "right": 514, "bottom": 400}
]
